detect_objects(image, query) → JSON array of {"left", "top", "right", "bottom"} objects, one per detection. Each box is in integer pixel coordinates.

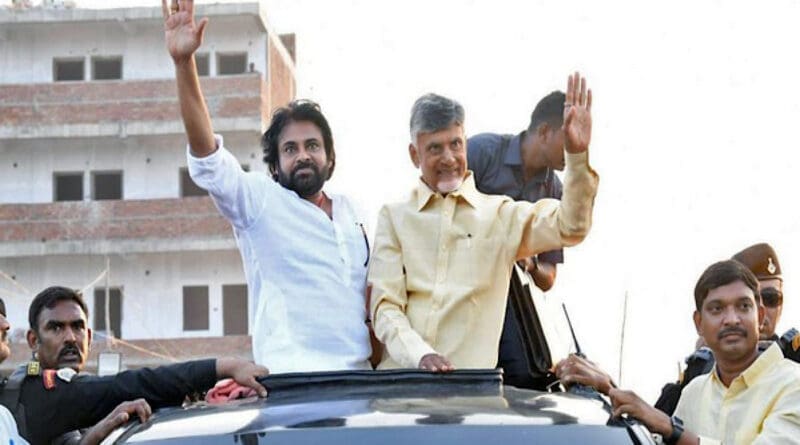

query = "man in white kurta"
[{"left": 166, "top": 0, "right": 371, "bottom": 372}]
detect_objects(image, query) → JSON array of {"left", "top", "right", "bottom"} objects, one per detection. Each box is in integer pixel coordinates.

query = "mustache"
[
  {"left": 718, "top": 327, "right": 748, "bottom": 340},
  {"left": 58, "top": 344, "right": 82, "bottom": 359},
  {"left": 291, "top": 161, "right": 319, "bottom": 176}
]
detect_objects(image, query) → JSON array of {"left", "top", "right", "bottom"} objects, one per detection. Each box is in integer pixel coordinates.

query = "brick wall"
[
  {"left": 0, "top": 197, "right": 232, "bottom": 243},
  {"left": 0, "top": 74, "right": 270, "bottom": 128},
  {"left": 268, "top": 38, "right": 296, "bottom": 114}
]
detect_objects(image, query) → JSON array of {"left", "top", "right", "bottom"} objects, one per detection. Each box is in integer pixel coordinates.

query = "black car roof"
[{"left": 107, "top": 370, "right": 655, "bottom": 445}]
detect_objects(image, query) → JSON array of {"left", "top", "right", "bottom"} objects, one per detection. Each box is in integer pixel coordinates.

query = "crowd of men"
[{"left": 1, "top": 0, "right": 798, "bottom": 444}]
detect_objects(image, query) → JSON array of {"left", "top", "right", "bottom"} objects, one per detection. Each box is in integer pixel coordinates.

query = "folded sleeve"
[
  {"left": 510, "top": 151, "right": 599, "bottom": 260},
  {"left": 187, "top": 134, "right": 269, "bottom": 230}
]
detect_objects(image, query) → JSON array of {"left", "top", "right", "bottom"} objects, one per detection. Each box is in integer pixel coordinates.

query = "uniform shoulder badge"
[
  {"left": 26, "top": 361, "right": 41, "bottom": 376},
  {"left": 792, "top": 333, "right": 800, "bottom": 352},
  {"left": 43, "top": 369, "right": 57, "bottom": 390},
  {"left": 56, "top": 367, "right": 77, "bottom": 383}
]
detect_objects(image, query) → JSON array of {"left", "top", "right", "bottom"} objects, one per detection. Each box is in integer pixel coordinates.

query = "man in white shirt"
[
  {"left": 163, "top": 0, "right": 375, "bottom": 372},
  {"left": 0, "top": 298, "right": 27, "bottom": 445}
]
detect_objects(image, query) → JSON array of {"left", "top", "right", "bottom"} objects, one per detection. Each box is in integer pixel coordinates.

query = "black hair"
[
  {"left": 261, "top": 100, "right": 335, "bottom": 180},
  {"left": 694, "top": 260, "right": 760, "bottom": 311},
  {"left": 28, "top": 286, "right": 89, "bottom": 332},
  {"left": 528, "top": 91, "right": 566, "bottom": 133}
]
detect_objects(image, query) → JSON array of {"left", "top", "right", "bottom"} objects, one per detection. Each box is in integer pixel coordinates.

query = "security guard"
[
  {"left": 654, "top": 243, "right": 799, "bottom": 415},
  {"left": 2, "top": 286, "right": 268, "bottom": 445}
]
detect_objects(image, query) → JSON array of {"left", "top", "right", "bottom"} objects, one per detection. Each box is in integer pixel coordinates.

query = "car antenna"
[{"left": 562, "top": 303, "right": 583, "bottom": 357}]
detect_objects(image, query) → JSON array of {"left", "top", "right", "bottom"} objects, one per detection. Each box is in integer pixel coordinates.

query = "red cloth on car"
[{"left": 205, "top": 378, "right": 257, "bottom": 404}]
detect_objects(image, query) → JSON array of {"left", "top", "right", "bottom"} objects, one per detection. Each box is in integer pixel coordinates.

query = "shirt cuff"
[
  {"left": 187, "top": 134, "right": 224, "bottom": 161},
  {"left": 698, "top": 436, "right": 722, "bottom": 445},
  {"left": 565, "top": 151, "right": 590, "bottom": 171}
]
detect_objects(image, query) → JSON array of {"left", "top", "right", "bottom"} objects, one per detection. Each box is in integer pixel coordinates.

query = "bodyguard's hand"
[
  {"left": 563, "top": 71, "right": 592, "bottom": 154},
  {"left": 216, "top": 357, "right": 269, "bottom": 397},
  {"left": 162, "top": 0, "right": 209, "bottom": 64},
  {"left": 79, "top": 399, "right": 152, "bottom": 445},
  {"left": 419, "top": 353, "right": 455, "bottom": 372},
  {"left": 609, "top": 388, "right": 672, "bottom": 436},
  {"left": 553, "top": 353, "right": 614, "bottom": 395}
]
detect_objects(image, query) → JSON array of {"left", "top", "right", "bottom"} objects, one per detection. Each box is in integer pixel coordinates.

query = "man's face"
[
  {"left": 693, "top": 280, "right": 763, "bottom": 363},
  {"left": 409, "top": 123, "right": 467, "bottom": 194},
  {"left": 542, "top": 126, "right": 566, "bottom": 171},
  {"left": 275, "top": 120, "right": 331, "bottom": 198},
  {"left": 27, "top": 300, "right": 91, "bottom": 371},
  {"left": 0, "top": 313, "right": 10, "bottom": 362},
  {"left": 758, "top": 278, "right": 783, "bottom": 339}
]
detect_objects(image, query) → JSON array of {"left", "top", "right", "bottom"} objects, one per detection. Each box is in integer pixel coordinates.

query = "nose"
[
  {"left": 440, "top": 147, "right": 456, "bottom": 165},
  {"left": 296, "top": 147, "right": 311, "bottom": 162},
  {"left": 63, "top": 326, "right": 78, "bottom": 342},
  {"left": 721, "top": 306, "right": 741, "bottom": 326}
]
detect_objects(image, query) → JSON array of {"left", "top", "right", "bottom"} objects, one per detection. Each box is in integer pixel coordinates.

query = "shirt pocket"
[{"left": 451, "top": 236, "right": 508, "bottom": 292}]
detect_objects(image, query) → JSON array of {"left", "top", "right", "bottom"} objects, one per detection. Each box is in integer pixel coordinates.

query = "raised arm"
[
  {"left": 513, "top": 72, "right": 599, "bottom": 259},
  {"left": 162, "top": 0, "right": 216, "bottom": 156}
]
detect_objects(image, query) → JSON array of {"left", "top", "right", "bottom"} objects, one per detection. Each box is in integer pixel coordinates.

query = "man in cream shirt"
[
  {"left": 556, "top": 260, "right": 800, "bottom": 445},
  {"left": 368, "top": 72, "right": 598, "bottom": 371}
]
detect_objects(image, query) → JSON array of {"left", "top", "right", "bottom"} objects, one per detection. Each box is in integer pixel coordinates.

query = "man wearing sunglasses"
[{"left": 733, "top": 243, "right": 784, "bottom": 341}]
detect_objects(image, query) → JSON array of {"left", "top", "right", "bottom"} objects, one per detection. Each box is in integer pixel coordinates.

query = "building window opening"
[
  {"left": 54, "top": 172, "right": 83, "bottom": 201},
  {"left": 180, "top": 168, "right": 209, "bottom": 197},
  {"left": 223, "top": 284, "right": 248, "bottom": 335},
  {"left": 196, "top": 53, "right": 210, "bottom": 77},
  {"left": 217, "top": 53, "right": 248, "bottom": 75},
  {"left": 183, "top": 286, "right": 209, "bottom": 331},
  {"left": 94, "top": 287, "right": 123, "bottom": 339},
  {"left": 92, "top": 171, "right": 123, "bottom": 200},
  {"left": 53, "top": 58, "right": 84, "bottom": 81},
  {"left": 92, "top": 56, "right": 123, "bottom": 80}
]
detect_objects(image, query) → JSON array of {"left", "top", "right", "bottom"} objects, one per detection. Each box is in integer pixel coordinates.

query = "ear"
[
  {"left": 87, "top": 327, "right": 93, "bottom": 344},
  {"left": 757, "top": 303, "right": 765, "bottom": 328},
  {"left": 537, "top": 122, "right": 550, "bottom": 139},
  {"left": 693, "top": 310, "right": 703, "bottom": 337},
  {"left": 409, "top": 143, "right": 420, "bottom": 168},
  {"left": 26, "top": 329, "right": 39, "bottom": 351}
]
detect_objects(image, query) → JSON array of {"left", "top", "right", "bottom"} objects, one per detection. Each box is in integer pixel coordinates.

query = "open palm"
[
  {"left": 162, "top": 0, "right": 208, "bottom": 63},
  {"left": 563, "top": 72, "right": 593, "bottom": 154}
]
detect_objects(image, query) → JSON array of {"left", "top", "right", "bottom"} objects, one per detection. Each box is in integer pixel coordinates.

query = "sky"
[{"left": 4, "top": 0, "right": 800, "bottom": 403}]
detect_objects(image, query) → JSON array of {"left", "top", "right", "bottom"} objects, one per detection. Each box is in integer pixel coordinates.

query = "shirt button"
[{"left": 440, "top": 245, "right": 446, "bottom": 251}]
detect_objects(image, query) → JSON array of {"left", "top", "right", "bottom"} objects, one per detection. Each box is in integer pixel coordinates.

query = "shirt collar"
[
  {"left": 711, "top": 343, "right": 783, "bottom": 388},
  {"left": 503, "top": 132, "right": 553, "bottom": 185},
  {"left": 416, "top": 171, "right": 480, "bottom": 211},
  {"left": 503, "top": 132, "right": 524, "bottom": 166}
]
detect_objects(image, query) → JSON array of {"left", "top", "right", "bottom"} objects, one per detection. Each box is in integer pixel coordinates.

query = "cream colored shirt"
[
  {"left": 369, "top": 151, "right": 598, "bottom": 369},
  {"left": 675, "top": 343, "right": 800, "bottom": 445}
]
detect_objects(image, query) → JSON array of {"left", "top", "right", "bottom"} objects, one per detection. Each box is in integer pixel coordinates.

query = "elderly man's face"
[
  {"left": 0, "top": 313, "right": 10, "bottom": 362},
  {"left": 758, "top": 278, "right": 783, "bottom": 340},
  {"left": 27, "top": 300, "right": 92, "bottom": 371},
  {"left": 409, "top": 123, "right": 467, "bottom": 194},
  {"left": 694, "top": 280, "right": 763, "bottom": 364}
]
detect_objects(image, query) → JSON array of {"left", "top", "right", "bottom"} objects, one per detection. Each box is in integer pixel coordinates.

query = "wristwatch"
[{"left": 664, "top": 416, "right": 684, "bottom": 445}]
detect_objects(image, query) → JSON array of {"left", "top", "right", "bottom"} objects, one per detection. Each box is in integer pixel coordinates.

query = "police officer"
[
  {"left": 654, "top": 243, "right": 800, "bottom": 415},
  {"left": 3, "top": 286, "right": 268, "bottom": 445},
  {"left": 733, "top": 243, "right": 785, "bottom": 340}
]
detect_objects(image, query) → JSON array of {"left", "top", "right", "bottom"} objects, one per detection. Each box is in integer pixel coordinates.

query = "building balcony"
[
  {"left": 0, "top": 74, "right": 273, "bottom": 140},
  {"left": 0, "top": 197, "right": 235, "bottom": 257}
]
